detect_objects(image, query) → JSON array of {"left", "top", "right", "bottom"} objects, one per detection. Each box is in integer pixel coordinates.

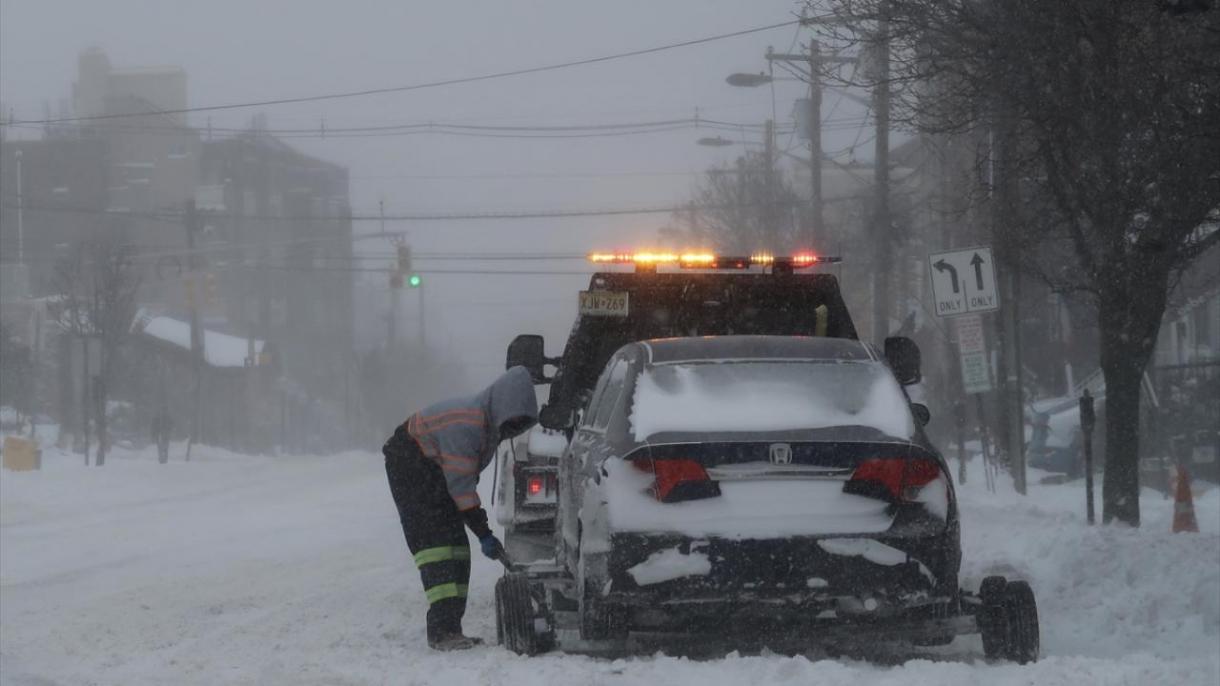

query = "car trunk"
[{"left": 598, "top": 440, "right": 952, "bottom": 601}]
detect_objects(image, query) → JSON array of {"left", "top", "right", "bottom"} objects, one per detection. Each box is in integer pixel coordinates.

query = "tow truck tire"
[
  {"left": 978, "top": 576, "right": 1010, "bottom": 660},
  {"left": 1002, "top": 580, "right": 1039, "bottom": 664},
  {"left": 496, "top": 573, "right": 547, "bottom": 655}
]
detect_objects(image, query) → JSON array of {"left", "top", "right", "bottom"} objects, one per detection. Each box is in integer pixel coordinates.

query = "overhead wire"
[{"left": 2, "top": 19, "right": 808, "bottom": 126}]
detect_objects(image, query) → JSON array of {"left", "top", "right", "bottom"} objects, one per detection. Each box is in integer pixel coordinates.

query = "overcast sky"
[{"left": 1, "top": 0, "right": 874, "bottom": 391}]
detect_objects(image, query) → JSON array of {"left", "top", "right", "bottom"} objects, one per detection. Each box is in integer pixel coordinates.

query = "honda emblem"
[{"left": 769, "top": 443, "right": 792, "bottom": 465}]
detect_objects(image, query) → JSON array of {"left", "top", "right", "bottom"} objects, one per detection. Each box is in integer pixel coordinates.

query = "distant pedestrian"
[
  {"left": 382, "top": 366, "right": 538, "bottom": 650},
  {"left": 151, "top": 409, "right": 173, "bottom": 464}
]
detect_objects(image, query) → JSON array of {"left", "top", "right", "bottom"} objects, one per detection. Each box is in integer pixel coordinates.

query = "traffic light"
[
  {"left": 397, "top": 245, "right": 412, "bottom": 274},
  {"left": 205, "top": 272, "right": 218, "bottom": 305},
  {"left": 408, "top": 274, "right": 422, "bottom": 288}
]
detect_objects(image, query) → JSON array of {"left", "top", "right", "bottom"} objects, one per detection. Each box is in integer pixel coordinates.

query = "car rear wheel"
[
  {"left": 978, "top": 576, "right": 1009, "bottom": 659},
  {"left": 496, "top": 572, "right": 551, "bottom": 655},
  {"left": 1003, "top": 580, "right": 1039, "bottom": 664},
  {"left": 978, "top": 576, "right": 1039, "bottom": 663}
]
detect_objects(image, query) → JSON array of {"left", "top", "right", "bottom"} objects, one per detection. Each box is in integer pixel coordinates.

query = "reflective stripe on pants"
[
  {"left": 385, "top": 426, "right": 473, "bottom": 641},
  {"left": 425, "top": 582, "right": 470, "bottom": 604},
  {"left": 414, "top": 545, "right": 472, "bottom": 567}
]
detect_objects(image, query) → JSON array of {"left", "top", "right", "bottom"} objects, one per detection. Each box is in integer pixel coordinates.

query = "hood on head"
[{"left": 486, "top": 366, "right": 539, "bottom": 439}]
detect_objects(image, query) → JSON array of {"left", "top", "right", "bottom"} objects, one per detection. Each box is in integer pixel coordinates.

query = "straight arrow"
[
  {"left": 934, "top": 259, "right": 959, "bottom": 293},
  {"left": 970, "top": 252, "right": 986, "bottom": 290}
]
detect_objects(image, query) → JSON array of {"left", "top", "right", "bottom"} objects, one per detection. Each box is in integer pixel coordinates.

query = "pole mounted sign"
[
  {"left": 929, "top": 247, "right": 999, "bottom": 317},
  {"left": 954, "top": 314, "right": 993, "bottom": 394}
]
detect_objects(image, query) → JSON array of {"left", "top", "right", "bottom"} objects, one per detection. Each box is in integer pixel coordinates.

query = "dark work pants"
[{"left": 383, "top": 427, "right": 471, "bottom": 641}]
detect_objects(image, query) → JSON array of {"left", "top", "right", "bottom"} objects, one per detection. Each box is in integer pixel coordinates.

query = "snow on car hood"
[
  {"left": 629, "top": 361, "right": 915, "bottom": 442},
  {"left": 602, "top": 457, "right": 894, "bottom": 538}
]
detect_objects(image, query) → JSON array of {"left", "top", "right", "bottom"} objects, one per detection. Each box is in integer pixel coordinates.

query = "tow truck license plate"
[{"left": 579, "top": 290, "right": 629, "bottom": 317}]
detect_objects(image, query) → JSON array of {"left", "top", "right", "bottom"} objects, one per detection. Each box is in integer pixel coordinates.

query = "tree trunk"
[
  {"left": 1099, "top": 354, "right": 1141, "bottom": 525},
  {"left": 1097, "top": 273, "right": 1167, "bottom": 527}
]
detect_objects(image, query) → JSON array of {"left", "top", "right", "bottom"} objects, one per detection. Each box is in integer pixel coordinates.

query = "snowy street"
[{"left": 2, "top": 445, "right": 1217, "bottom": 686}]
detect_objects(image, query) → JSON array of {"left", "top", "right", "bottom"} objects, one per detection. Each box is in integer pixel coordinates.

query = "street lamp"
[{"left": 725, "top": 72, "right": 773, "bottom": 88}]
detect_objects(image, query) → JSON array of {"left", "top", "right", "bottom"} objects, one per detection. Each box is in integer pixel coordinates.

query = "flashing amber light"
[{"left": 587, "top": 251, "right": 831, "bottom": 268}]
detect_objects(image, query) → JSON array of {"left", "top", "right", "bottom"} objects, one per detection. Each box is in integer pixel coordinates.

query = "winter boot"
[{"left": 427, "top": 633, "right": 484, "bottom": 651}]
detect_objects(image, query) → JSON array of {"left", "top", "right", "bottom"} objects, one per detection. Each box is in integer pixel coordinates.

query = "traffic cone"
[{"left": 1172, "top": 464, "right": 1199, "bottom": 533}]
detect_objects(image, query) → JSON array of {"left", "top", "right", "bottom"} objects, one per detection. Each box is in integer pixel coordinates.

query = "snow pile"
[
  {"left": 602, "top": 457, "right": 893, "bottom": 538},
  {"left": 528, "top": 426, "right": 569, "bottom": 458},
  {"left": 956, "top": 467, "right": 1220, "bottom": 664},
  {"left": 630, "top": 361, "right": 914, "bottom": 441},
  {"left": 818, "top": 538, "right": 936, "bottom": 585},
  {"left": 627, "top": 547, "right": 712, "bottom": 586},
  {"left": 2, "top": 438, "right": 1217, "bottom": 685}
]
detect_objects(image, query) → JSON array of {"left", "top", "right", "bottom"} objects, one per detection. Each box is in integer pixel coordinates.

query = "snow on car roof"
[{"left": 639, "top": 335, "right": 873, "bottom": 365}]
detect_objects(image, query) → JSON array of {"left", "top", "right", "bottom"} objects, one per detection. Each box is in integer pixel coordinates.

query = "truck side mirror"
[
  {"left": 539, "top": 403, "right": 573, "bottom": 431},
  {"left": 507, "top": 334, "right": 547, "bottom": 383},
  {"left": 884, "top": 336, "right": 922, "bottom": 386}
]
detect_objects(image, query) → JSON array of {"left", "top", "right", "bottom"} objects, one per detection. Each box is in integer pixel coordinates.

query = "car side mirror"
[
  {"left": 911, "top": 403, "right": 931, "bottom": 427},
  {"left": 539, "top": 403, "right": 573, "bottom": 431},
  {"left": 507, "top": 334, "right": 547, "bottom": 383},
  {"left": 884, "top": 336, "right": 922, "bottom": 386}
]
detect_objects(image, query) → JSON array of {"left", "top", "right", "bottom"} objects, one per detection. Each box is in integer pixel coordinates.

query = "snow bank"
[
  {"left": 603, "top": 457, "right": 893, "bottom": 538},
  {"left": 630, "top": 361, "right": 914, "bottom": 441},
  {"left": 2, "top": 439, "right": 1216, "bottom": 685},
  {"left": 627, "top": 547, "right": 712, "bottom": 586}
]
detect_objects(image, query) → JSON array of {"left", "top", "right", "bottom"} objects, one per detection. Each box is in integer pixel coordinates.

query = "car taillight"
[
  {"left": 633, "top": 458, "right": 721, "bottom": 503},
  {"left": 846, "top": 458, "right": 941, "bottom": 503},
  {"left": 527, "top": 476, "right": 544, "bottom": 496}
]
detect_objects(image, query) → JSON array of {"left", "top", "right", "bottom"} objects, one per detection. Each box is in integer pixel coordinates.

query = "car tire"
[
  {"left": 978, "top": 575, "right": 1009, "bottom": 660},
  {"left": 1002, "top": 580, "right": 1039, "bottom": 664},
  {"left": 496, "top": 573, "right": 549, "bottom": 655}
]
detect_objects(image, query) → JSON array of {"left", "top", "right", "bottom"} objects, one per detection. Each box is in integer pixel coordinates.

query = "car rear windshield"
[{"left": 629, "top": 361, "right": 914, "bottom": 441}]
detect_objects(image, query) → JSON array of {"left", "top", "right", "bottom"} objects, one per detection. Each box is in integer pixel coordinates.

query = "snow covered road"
[{"left": 2, "top": 445, "right": 1217, "bottom": 685}]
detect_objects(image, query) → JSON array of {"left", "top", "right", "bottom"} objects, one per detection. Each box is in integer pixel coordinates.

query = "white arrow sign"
[{"left": 929, "top": 246, "right": 1000, "bottom": 317}]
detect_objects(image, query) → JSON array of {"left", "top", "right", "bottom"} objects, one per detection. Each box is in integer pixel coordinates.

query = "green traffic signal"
[{"left": 408, "top": 274, "right": 422, "bottom": 288}]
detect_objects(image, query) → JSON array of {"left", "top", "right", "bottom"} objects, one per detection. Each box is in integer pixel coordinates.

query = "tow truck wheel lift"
[{"left": 495, "top": 557, "right": 1039, "bottom": 662}]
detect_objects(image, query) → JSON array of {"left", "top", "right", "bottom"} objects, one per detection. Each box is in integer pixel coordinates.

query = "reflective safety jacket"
[{"left": 405, "top": 366, "right": 538, "bottom": 512}]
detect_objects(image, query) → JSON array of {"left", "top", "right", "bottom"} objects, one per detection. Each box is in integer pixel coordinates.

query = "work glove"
[{"left": 479, "top": 533, "right": 505, "bottom": 561}]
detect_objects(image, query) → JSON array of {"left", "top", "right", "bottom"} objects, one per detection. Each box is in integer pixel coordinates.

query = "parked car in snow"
[
  {"left": 550, "top": 335, "right": 964, "bottom": 642},
  {"left": 498, "top": 252, "right": 862, "bottom": 557}
]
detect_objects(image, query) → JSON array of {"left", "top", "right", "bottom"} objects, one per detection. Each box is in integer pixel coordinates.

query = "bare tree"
[
  {"left": 671, "top": 152, "right": 805, "bottom": 254},
  {"left": 821, "top": 0, "right": 1220, "bottom": 524},
  {"left": 53, "top": 229, "right": 142, "bottom": 466}
]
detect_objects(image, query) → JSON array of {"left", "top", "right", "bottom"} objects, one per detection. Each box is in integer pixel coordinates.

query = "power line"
[
  {"left": 5, "top": 119, "right": 797, "bottom": 142},
  {"left": 4, "top": 199, "right": 821, "bottom": 223},
  {"left": 3, "top": 19, "right": 805, "bottom": 126}
]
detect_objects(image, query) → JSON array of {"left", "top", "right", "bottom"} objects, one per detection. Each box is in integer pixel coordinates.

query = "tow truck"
[{"left": 491, "top": 250, "right": 1040, "bottom": 661}]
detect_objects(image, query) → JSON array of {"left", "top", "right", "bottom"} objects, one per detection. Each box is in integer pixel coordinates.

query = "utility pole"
[
  {"left": 385, "top": 200, "right": 401, "bottom": 349},
  {"left": 808, "top": 39, "right": 823, "bottom": 249},
  {"left": 15, "top": 148, "right": 23, "bottom": 265},
  {"left": 185, "top": 199, "right": 204, "bottom": 460},
  {"left": 764, "top": 119, "right": 777, "bottom": 251},
  {"left": 871, "top": 10, "right": 892, "bottom": 344}
]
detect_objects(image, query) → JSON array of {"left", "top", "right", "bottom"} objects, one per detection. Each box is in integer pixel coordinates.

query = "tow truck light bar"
[{"left": 587, "top": 252, "right": 840, "bottom": 270}]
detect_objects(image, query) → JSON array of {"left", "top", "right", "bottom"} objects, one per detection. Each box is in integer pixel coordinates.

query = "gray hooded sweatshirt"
[{"left": 406, "top": 366, "right": 538, "bottom": 512}]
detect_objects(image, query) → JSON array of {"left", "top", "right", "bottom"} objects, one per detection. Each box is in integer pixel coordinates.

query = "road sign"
[
  {"left": 955, "top": 314, "right": 993, "bottom": 394},
  {"left": 929, "top": 246, "right": 1000, "bottom": 317}
]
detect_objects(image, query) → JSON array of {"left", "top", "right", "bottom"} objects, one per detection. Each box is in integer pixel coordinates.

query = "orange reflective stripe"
[
  {"left": 416, "top": 408, "right": 483, "bottom": 426},
  {"left": 453, "top": 492, "right": 480, "bottom": 509},
  {"left": 442, "top": 462, "right": 479, "bottom": 475},
  {"left": 417, "top": 417, "right": 484, "bottom": 434}
]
